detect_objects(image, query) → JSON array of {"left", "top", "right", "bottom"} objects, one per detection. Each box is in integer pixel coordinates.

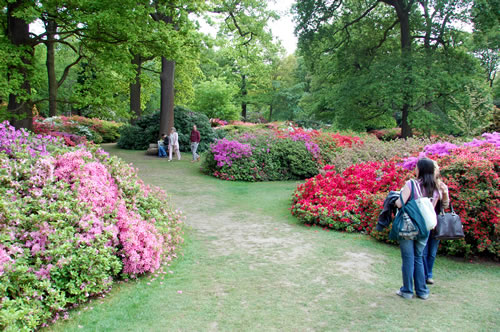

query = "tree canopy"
[{"left": 0, "top": 0, "right": 497, "bottom": 137}]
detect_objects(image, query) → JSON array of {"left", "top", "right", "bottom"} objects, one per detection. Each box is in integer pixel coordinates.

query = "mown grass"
[{"left": 48, "top": 145, "right": 500, "bottom": 332}]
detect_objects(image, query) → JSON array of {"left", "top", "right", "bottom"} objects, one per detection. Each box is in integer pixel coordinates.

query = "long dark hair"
[{"left": 417, "top": 158, "right": 437, "bottom": 198}]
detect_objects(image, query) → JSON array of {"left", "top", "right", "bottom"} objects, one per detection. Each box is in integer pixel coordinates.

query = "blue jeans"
[
  {"left": 191, "top": 142, "right": 199, "bottom": 160},
  {"left": 158, "top": 145, "right": 167, "bottom": 157},
  {"left": 423, "top": 234, "right": 440, "bottom": 280},
  {"left": 399, "top": 236, "right": 430, "bottom": 297}
]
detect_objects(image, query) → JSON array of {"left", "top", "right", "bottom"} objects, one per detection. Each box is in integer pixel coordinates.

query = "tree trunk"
[
  {"left": 46, "top": 19, "right": 58, "bottom": 117},
  {"left": 7, "top": 1, "right": 33, "bottom": 130},
  {"left": 159, "top": 57, "right": 175, "bottom": 137},
  {"left": 394, "top": 1, "right": 413, "bottom": 138},
  {"left": 268, "top": 104, "right": 273, "bottom": 122},
  {"left": 241, "top": 74, "right": 247, "bottom": 120},
  {"left": 130, "top": 53, "right": 142, "bottom": 124}
]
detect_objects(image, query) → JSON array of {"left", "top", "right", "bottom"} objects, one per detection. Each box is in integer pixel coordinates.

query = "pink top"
[{"left": 405, "top": 179, "right": 440, "bottom": 203}]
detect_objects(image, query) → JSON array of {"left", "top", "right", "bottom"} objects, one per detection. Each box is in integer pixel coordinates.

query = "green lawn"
[{"left": 49, "top": 145, "right": 500, "bottom": 331}]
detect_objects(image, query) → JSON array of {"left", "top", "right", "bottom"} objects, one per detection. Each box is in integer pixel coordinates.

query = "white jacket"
[{"left": 169, "top": 132, "right": 179, "bottom": 147}]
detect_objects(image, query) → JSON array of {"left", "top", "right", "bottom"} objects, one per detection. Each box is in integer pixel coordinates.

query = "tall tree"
[
  {"left": 293, "top": 0, "right": 478, "bottom": 137},
  {"left": 211, "top": 0, "right": 281, "bottom": 120},
  {"left": 4, "top": 0, "right": 34, "bottom": 130},
  {"left": 151, "top": 0, "right": 204, "bottom": 136}
]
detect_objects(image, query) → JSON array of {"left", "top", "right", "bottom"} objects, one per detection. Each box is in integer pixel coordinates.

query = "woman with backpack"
[{"left": 395, "top": 158, "right": 441, "bottom": 300}]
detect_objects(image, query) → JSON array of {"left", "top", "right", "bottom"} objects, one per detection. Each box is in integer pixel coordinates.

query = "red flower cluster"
[
  {"left": 274, "top": 125, "right": 362, "bottom": 148},
  {"left": 291, "top": 161, "right": 410, "bottom": 231},
  {"left": 431, "top": 145, "right": 500, "bottom": 256}
]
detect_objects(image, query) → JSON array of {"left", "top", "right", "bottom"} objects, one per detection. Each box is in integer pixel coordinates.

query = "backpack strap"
[
  {"left": 412, "top": 179, "right": 423, "bottom": 198},
  {"left": 408, "top": 179, "right": 416, "bottom": 201}
]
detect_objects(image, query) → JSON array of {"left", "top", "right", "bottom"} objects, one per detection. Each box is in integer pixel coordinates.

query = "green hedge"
[{"left": 117, "top": 107, "right": 216, "bottom": 152}]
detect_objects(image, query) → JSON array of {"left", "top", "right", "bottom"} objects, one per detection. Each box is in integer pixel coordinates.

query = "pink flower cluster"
[
  {"left": 0, "top": 121, "right": 184, "bottom": 330},
  {"left": 401, "top": 132, "right": 500, "bottom": 170},
  {"left": 116, "top": 204, "right": 163, "bottom": 275},
  {"left": 211, "top": 138, "right": 253, "bottom": 167}
]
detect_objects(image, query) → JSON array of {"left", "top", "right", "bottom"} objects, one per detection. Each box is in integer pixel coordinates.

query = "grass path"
[{"left": 50, "top": 146, "right": 499, "bottom": 331}]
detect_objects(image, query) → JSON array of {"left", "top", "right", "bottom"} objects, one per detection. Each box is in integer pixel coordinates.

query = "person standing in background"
[{"left": 190, "top": 124, "right": 201, "bottom": 162}]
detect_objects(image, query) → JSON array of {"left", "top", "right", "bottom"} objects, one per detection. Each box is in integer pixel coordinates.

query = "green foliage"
[
  {"left": 202, "top": 136, "right": 319, "bottom": 181},
  {"left": 190, "top": 78, "right": 239, "bottom": 120},
  {"left": 448, "top": 82, "right": 494, "bottom": 136},
  {"left": 118, "top": 107, "right": 216, "bottom": 152},
  {"left": 293, "top": 0, "right": 495, "bottom": 136},
  {"left": 117, "top": 125, "right": 150, "bottom": 150},
  {"left": 329, "top": 135, "right": 435, "bottom": 173}
]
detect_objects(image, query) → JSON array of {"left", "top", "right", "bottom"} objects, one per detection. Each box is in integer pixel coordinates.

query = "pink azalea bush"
[
  {"left": 0, "top": 121, "right": 183, "bottom": 331},
  {"left": 33, "top": 115, "right": 123, "bottom": 145},
  {"left": 203, "top": 124, "right": 363, "bottom": 181}
]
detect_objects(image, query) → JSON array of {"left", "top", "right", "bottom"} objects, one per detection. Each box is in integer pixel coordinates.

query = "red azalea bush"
[
  {"left": 368, "top": 128, "right": 402, "bottom": 141},
  {"left": 33, "top": 116, "right": 123, "bottom": 145},
  {"left": 209, "top": 118, "right": 228, "bottom": 127},
  {"left": 291, "top": 142, "right": 500, "bottom": 258},
  {"left": 432, "top": 146, "right": 500, "bottom": 257},
  {"left": 291, "top": 161, "right": 410, "bottom": 232}
]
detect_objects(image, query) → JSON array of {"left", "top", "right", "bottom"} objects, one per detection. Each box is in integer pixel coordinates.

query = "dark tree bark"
[
  {"left": 268, "top": 104, "right": 273, "bottom": 122},
  {"left": 387, "top": 0, "right": 414, "bottom": 138},
  {"left": 241, "top": 74, "right": 247, "bottom": 120},
  {"left": 7, "top": 1, "right": 33, "bottom": 130},
  {"left": 45, "top": 19, "right": 58, "bottom": 117},
  {"left": 152, "top": 11, "right": 176, "bottom": 138},
  {"left": 130, "top": 53, "right": 142, "bottom": 124},
  {"left": 159, "top": 57, "right": 175, "bottom": 136}
]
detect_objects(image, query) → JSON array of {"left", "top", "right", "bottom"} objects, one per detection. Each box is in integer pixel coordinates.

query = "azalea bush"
[
  {"left": 291, "top": 161, "right": 410, "bottom": 231},
  {"left": 329, "top": 135, "right": 434, "bottom": 173},
  {"left": 0, "top": 121, "right": 183, "bottom": 331},
  {"left": 202, "top": 125, "right": 362, "bottom": 181},
  {"left": 33, "top": 116, "right": 123, "bottom": 144},
  {"left": 291, "top": 133, "right": 500, "bottom": 258}
]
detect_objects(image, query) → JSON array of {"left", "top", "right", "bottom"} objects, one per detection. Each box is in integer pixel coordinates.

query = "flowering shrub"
[
  {"left": 209, "top": 118, "right": 228, "bottom": 127},
  {"left": 291, "top": 161, "right": 410, "bottom": 231},
  {"left": 202, "top": 125, "right": 363, "bottom": 181},
  {"left": 0, "top": 121, "right": 183, "bottom": 330},
  {"left": 291, "top": 135, "right": 500, "bottom": 258},
  {"left": 33, "top": 115, "right": 123, "bottom": 145},
  {"left": 400, "top": 132, "right": 499, "bottom": 171},
  {"left": 368, "top": 128, "right": 402, "bottom": 141},
  {"left": 329, "top": 135, "right": 433, "bottom": 173}
]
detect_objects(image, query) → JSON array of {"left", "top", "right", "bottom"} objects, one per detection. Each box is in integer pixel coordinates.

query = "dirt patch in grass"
[
  {"left": 335, "top": 251, "right": 379, "bottom": 285},
  {"left": 187, "top": 209, "right": 314, "bottom": 265}
]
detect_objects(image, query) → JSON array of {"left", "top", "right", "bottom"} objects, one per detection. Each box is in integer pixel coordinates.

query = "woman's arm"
[
  {"left": 439, "top": 182, "right": 450, "bottom": 210},
  {"left": 395, "top": 182, "right": 411, "bottom": 208}
]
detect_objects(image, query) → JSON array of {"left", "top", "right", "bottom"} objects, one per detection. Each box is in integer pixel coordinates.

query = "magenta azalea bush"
[
  {"left": 0, "top": 121, "right": 183, "bottom": 331},
  {"left": 400, "top": 132, "right": 500, "bottom": 170}
]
